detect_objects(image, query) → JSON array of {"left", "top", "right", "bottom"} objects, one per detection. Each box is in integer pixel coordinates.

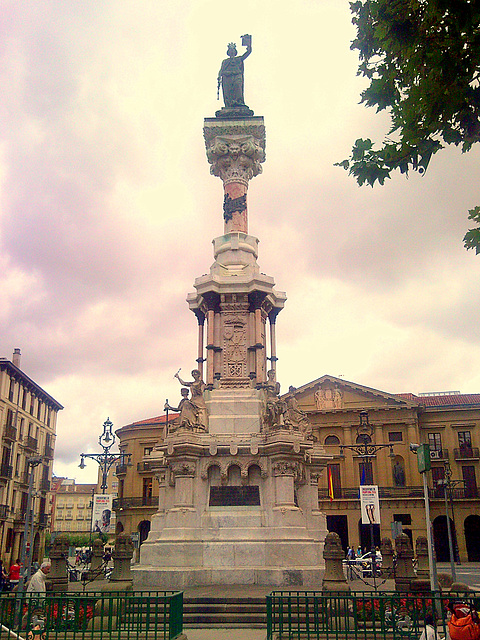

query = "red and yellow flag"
[{"left": 328, "top": 466, "right": 334, "bottom": 501}]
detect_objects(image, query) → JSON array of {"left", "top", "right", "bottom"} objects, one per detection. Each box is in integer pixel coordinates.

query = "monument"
[{"left": 134, "top": 37, "right": 329, "bottom": 588}]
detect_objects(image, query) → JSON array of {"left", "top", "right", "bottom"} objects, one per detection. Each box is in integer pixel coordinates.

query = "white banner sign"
[
  {"left": 92, "top": 494, "right": 113, "bottom": 534},
  {"left": 360, "top": 485, "right": 380, "bottom": 525}
]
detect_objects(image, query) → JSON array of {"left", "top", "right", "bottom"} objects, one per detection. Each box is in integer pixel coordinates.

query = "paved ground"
[{"left": 184, "top": 630, "right": 265, "bottom": 640}]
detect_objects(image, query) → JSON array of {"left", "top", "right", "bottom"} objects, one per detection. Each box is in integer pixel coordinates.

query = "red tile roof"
[
  {"left": 122, "top": 413, "right": 178, "bottom": 428},
  {"left": 396, "top": 393, "right": 480, "bottom": 407}
]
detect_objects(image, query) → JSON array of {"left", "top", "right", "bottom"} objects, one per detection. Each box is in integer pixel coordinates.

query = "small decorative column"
[
  {"left": 395, "top": 533, "right": 416, "bottom": 591},
  {"left": 272, "top": 460, "right": 297, "bottom": 509},
  {"left": 204, "top": 118, "right": 266, "bottom": 235},
  {"left": 415, "top": 536, "right": 430, "bottom": 579},
  {"left": 171, "top": 461, "right": 196, "bottom": 509},
  {"left": 48, "top": 534, "right": 69, "bottom": 593},
  {"left": 110, "top": 534, "right": 134, "bottom": 584},
  {"left": 322, "top": 532, "right": 350, "bottom": 592},
  {"left": 87, "top": 537, "right": 105, "bottom": 581},
  {"left": 380, "top": 537, "right": 394, "bottom": 578}
]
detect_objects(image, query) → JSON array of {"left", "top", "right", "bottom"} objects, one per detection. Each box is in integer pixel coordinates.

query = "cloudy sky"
[{"left": 1, "top": 1, "right": 479, "bottom": 483}]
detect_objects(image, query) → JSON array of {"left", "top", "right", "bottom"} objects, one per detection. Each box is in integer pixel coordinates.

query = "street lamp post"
[
  {"left": 438, "top": 461, "right": 465, "bottom": 581},
  {"left": 79, "top": 418, "right": 131, "bottom": 495},
  {"left": 16, "top": 456, "right": 43, "bottom": 596},
  {"left": 340, "top": 410, "right": 396, "bottom": 585}
]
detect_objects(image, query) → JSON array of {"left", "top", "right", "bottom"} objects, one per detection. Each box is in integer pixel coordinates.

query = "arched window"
[
  {"left": 325, "top": 435, "right": 340, "bottom": 446},
  {"left": 356, "top": 434, "right": 371, "bottom": 445}
]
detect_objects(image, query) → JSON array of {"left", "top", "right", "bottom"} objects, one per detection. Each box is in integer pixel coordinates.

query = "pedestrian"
[
  {"left": 0, "top": 559, "right": 8, "bottom": 592},
  {"left": 9, "top": 558, "right": 21, "bottom": 591},
  {"left": 419, "top": 614, "right": 437, "bottom": 640},
  {"left": 448, "top": 601, "right": 480, "bottom": 640},
  {"left": 27, "top": 562, "right": 51, "bottom": 594}
]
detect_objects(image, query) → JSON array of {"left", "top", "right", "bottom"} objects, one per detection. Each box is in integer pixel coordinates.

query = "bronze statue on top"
[{"left": 216, "top": 35, "right": 254, "bottom": 118}]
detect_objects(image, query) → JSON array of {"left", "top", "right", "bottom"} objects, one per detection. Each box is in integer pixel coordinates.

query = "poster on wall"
[
  {"left": 92, "top": 494, "right": 113, "bottom": 534},
  {"left": 360, "top": 485, "right": 381, "bottom": 525}
]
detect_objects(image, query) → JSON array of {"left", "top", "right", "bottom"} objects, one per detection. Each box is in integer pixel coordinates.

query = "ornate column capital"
[
  {"left": 170, "top": 461, "right": 196, "bottom": 478},
  {"left": 205, "top": 134, "right": 265, "bottom": 187}
]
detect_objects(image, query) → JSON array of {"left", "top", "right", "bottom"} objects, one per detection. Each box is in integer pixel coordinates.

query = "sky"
[{"left": 1, "top": 1, "right": 479, "bottom": 483}]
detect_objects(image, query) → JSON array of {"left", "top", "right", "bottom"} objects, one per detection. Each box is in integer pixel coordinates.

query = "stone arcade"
[{"left": 133, "top": 37, "right": 330, "bottom": 588}]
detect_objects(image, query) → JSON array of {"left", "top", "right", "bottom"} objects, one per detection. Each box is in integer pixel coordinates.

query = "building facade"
[
  {"left": 112, "top": 415, "right": 170, "bottom": 547},
  {"left": 50, "top": 479, "right": 96, "bottom": 537},
  {"left": 0, "top": 349, "right": 63, "bottom": 565},
  {"left": 113, "top": 375, "right": 480, "bottom": 564}
]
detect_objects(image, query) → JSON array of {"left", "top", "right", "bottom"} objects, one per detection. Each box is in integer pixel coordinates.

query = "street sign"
[{"left": 417, "top": 444, "right": 431, "bottom": 474}]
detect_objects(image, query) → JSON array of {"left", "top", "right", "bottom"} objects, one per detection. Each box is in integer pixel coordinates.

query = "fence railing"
[
  {"left": 318, "top": 486, "right": 424, "bottom": 500},
  {"left": 266, "top": 591, "right": 454, "bottom": 640},
  {"left": 0, "top": 590, "right": 184, "bottom": 640}
]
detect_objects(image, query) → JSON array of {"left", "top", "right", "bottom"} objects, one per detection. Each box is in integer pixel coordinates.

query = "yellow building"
[
  {"left": 51, "top": 479, "right": 96, "bottom": 537},
  {"left": 112, "top": 375, "right": 480, "bottom": 563},
  {"left": 0, "top": 349, "right": 63, "bottom": 565},
  {"left": 299, "top": 375, "right": 480, "bottom": 562},
  {"left": 113, "top": 415, "right": 170, "bottom": 545}
]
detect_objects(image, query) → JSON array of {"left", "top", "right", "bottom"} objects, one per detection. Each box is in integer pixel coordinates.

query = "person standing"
[
  {"left": 27, "top": 562, "right": 50, "bottom": 594},
  {"left": 9, "top": 558, "right": 21, "bottom": 591}
]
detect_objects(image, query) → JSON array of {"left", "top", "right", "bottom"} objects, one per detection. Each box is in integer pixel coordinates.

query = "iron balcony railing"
[
  {"left": 137, "top": 461, "right": 157, "bottom": 472},
  {"left": 0, "top": 590, "right": 184, "bottom": 640},
  {"left": 24, "top": 435, "right": 38, "bottom": 451},
  {"left": 0, "top": 463, "right": 13, "bottom": 481},
  {"left": 454, "top": 446, "right": 480, "bottom": 460},
  {"left": 116, "top": 464, "right": 128, "bottom": 475},
  {"left": 318, "top": 486, "right": 424, "bottom": 500},
  {"left": 0, "top": 505, "right": 8, "bottom": 520},
  {"left": 44, "top": 444, "right": 54, "bottom": 458},
  {"left": 266, "top": 590, "right": 450, "bottom": 640},
  {"left": 3, "top": 424, "right": 16, "bottom": 441},
  {"left": 113, "top": 496, "right": 158, "bottom": 510},
  {"left": 40, "top": 479, "right": 51, "bottom": 492},
  {"left": 37, "top": 513, "right": 49, "bottom": 527},
  {"left": 429, "top": 486, "right": 479, "bottom": 499}
]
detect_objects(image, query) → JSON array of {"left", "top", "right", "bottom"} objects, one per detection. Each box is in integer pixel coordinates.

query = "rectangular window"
[
  {"left": 143, "top": 477, "right": 153, "bottom": 500},
  {"left": 8, "top": 378, "right": 15, "bottom": 402},
  {"left": 359, "top": 462, "right": 373, "bottom": 485},
  {"left": 21, "top": 389, "right": 26, "bottom": 410},
  {"left": 327, "top": 463, "right": 342, "bottom": 498},
  {"left": 462, "top": 466, "right": 478, "bottom": 498},
  {"left": 388, "top": 432, "right": 403, "bottom": 442},
  {"left": 19, "top": 418, "right": 24, "bottom": 439},
  {"left": 30, "top": 397, "right": 35, "bottom": 416},
  {"left": 458, "top": 431, "right": 472, "bottom": 451},
  {"left": 37, "top": 401, "right": 42, "bottom": 420},
  {"left": 393, "top": 513, "right": 412, "bottom": 525},
  {"left": 432, "top": 466, "right": 446, "bottom": 497},
  {"left": 428, "top": 433, "right": 442, "bottom": 452}
]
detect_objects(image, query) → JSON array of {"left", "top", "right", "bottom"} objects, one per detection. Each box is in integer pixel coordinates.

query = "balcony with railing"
[
  {"left": 137, "top": 461, "right": 157, "bottom": 473},
  {"left": 116, "top": 464, "right": 128, "bottom": 475},
  {"left": 113, "top": 496, "right": 157, "bottom": 510},
  {"left": 38, "top": 513, "right": 49, "bottom": 528},
  {"left": 429, "top": 486, "right": 479, "bottom": 499},
  {"left": 0, "top": 464, "right": 13, "bottom": 481},
  {"left": 429, "top": 448, "right": 449, "bottom": 461},
  {"left": 454, "top": 447, "right": 480, "bottom": 461},
  {"left": 318, "top": 486, "right": 424, "bottom": 501},
  {"left": 16, "top": 471, "right": 29, "bottom": 486},
  {"left": 23, "top": 435, "right": 38, "bottom": 451},
  {"left": 3, "top": 425, "right": 16, "bottom": 442},
  {"left": 0, "top": 505, "right": 9, "bottom": 520},
  {"left": 44, "top": 444, "right": 54, "bottom": 459},
  {"left": 39, "top": 479, "right": 50, "bottom": 492}
]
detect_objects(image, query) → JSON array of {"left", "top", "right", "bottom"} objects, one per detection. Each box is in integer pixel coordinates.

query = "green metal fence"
[
  {"left": 266, "top": 591, "right": 457, "bottom": 640},
  {"left": 0, "top": 591, "right": 184, "bottom": 640}
]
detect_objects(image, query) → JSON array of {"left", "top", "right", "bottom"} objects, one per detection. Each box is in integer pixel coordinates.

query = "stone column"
[
  {"left": 195, "top": 311, "right": 205, "bottom": 378},
  {"left": 380, "top": 537, "right": 394, "bottom": 578},
  {"left": 204, "top": 118, "right": 266, "bottom": 235},
  {"left": 87, "top": 537, "right": 104, "bottom": 581},
  {"left": 172, "top": 461, "right": 196, "bottom": 509},
  {"left": 110, "top": 534, "right": 134, "bottom": 584},
  {"left": 272, "top": 461, "right": 297, "bottom": 508},
  {"left": 394, "top": 533, "right": 416, "bottom": 591},
  {"left": 415, "top": 536, "right": 429, "bottom": 579},
  {"left": 322, "top": 532, "right": 350, "bottom": 592},
  {"left": 48, "top": 534, "right": 69, "bottom": 593},
  {"left": 268, "top": 311, "right": 279, "bottom": 376}
]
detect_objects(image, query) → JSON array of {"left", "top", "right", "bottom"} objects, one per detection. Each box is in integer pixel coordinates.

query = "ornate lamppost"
[
  {"left": 438, "top": 460, "right": 465, "bottom": 580},
  {"left": 79, "top": 418, "right": 131, "bottom": 494},
  {"left": 339, "top": 411, "right": 396, "bottom": 579}
]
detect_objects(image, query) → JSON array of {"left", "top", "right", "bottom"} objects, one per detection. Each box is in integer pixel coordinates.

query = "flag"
[
  {"left": 328, "top": 466, "right": 334, "bottom": 501},
  {"left": 360, "top": 464, "right": 366, "bottom": 486}
]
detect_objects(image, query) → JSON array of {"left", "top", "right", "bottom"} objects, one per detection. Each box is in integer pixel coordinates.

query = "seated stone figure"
[
  {"left": 284, "top": 386, "right": 314, "bottom": 439},
  {"left": 165, "top": 388, "right": 206, "bottom": 433}
]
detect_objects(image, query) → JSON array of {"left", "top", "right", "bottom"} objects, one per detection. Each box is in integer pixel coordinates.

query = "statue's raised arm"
[{"left": 217, "top": 35, "right": 253, "bottom": 115}]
